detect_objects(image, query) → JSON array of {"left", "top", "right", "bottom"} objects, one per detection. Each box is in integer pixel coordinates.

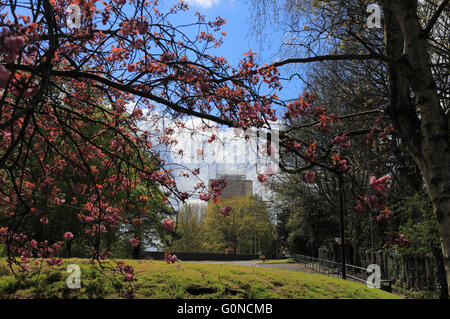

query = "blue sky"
[
  {"left": 164, "top": 0, "right": 306, "bottom": 106},
  {"left": 179, "top": 0, "right": 261, "bottom": 65}
]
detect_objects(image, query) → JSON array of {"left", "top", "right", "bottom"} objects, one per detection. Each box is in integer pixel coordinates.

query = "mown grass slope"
[{"left": 0, "top": 258, "right": 401, "bottom": 299}]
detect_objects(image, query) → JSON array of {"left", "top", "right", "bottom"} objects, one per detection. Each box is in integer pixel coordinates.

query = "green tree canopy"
[{"left": 201, "top": 195, "right": 275, "bottom": 255}]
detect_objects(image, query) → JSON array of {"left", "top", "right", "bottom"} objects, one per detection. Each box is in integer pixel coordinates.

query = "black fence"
[
  {"left": 142, "top": 251, "right": 260, "bottom": 261},
  {"left": 292, "top": 254, "right": 371, "bottom": 284}
]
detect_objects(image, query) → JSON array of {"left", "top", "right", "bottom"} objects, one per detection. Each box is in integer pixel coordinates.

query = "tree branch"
[{"left": 423, "top": 0, "right": 450, "bottom": 37}]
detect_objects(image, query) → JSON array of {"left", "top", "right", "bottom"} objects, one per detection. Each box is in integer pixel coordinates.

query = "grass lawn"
[
  {"left": 257, "top": 258, "right": 294, "bottom": 264},
  {"left": 0, "top": 258, "right": 402, "bottom": 299}
]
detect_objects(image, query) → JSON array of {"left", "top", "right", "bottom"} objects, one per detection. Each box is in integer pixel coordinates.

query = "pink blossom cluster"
[
  {"left": 162, "top": 218, "right": 176, "bottom": 231},
  {"left": 46, "top": 258, "right": 64, "bottom": 266},
  {"left": 209, "top": 178, "right": 227, "bottom": 202},
  {"left": 63, "top": 232, "right": 74, "bottom": 241},
  {"left": 129, "top": 237, "right": 140, "bottom": 247},
  {"left": 117, "top": 260, "right": 135, "bottom": 282},
  {"left": 385, "top": 232, "right": 410, "bottom": 248},
  {"left": 257, "top": 64, "right": 281, "bottom": 89},
  {"left": 285, "top": 99, "right": 309, "bottom": 118},
  {"left": 121, "top": 18, "right": 149, "bottom": 37},
  {"left": 237, "top": 102, "right": 262, "bottom": 124},
  {"left": 364, "top": 175, "right": 392, "bottom": 210},
  {"left": 199, "top": 192, "right": 211, "bottom": 201},
  {"left": 333, "top": 159, "right": 348, "bottom": 172},
  {"left": 369, "top": 175, "right": 391, "bottom": 194},
  {"left": 257, "top": 173, "right": 268, "bottom": 183},
  {"left": 354, "top": 200, "right": 364, "bottom": 212},
  {"left": 179, "top": 191, "right": 189, "bottom": 201},
  {"left": 0, "top": 230, "right": 66, "bottom": 270},
  {"left": 0, "top": 65, "right": 11, "bottom": 88},
  {"left": 164, "top": 252, "right": 177, "bottom": 264},
  {"left": 304, "top": 171, "right": 316, "bottom": 184},
  {"left": 10, "top": 83, "right": 40, "bottom": 98},
  {"left": 366, "top": 194, "right": 385, "bottom": 210},
  {"left": 219, "top": 205, "right": 232, "bottom": 216},
  {"left": 376, "top": 207, "right": 391, "bottom": 221},
  {"left": 331, "top": 135, "right": 351, "bottom": 149},
  {"left": 1, "top": 34, "right": 25, "bottom": 63}
]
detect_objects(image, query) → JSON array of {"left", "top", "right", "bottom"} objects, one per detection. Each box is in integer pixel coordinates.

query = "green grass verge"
[
  {"left": 257, "top": 258, "right": 294, "bottom": 264},
  {"left": 0, "top": 258, "right": 402, "bottom": 299}
]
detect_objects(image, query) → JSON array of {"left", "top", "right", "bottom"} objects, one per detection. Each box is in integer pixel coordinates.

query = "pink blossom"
[
  {"left": 0, "top": 65, "right": 11, "bottom": 88},
  {"left": 331, "top": 136, "right": 351, "bottom": 149},
  {"left": 63, "top": 232, "right": 74, "bottom": 241},
  {"left": 129, "top": 237, "right": 140, "bottom": 247},
  {"left": 164, "top": 252, "right": 177, "bottom": 264},
  {"left": 2, "top": 36, "right": 25, "bottom": 63},
  {"left": 179, "top": 192, "right": 189, "bottom": 200},
  {"left": 196, "top": 148, "right": 204, "bottom": 156},
  {"left": 366, "top": 195, "right": 384, "bottom": 210},
  {"left": 137, "top": 20, "right": 149, "bottom": 35},
  {"left": 369, "top": 175, "right": 392, "bottom": 194},
  {"left": 3, "top": 36, "right": 25, "bottom": 51},
  {"left": 4, "top": 50, "right": 18, "bottom": 63},
  {"left": 131, "top": 108, "right": 143, "bottom": 118},
  {"left": 162, "top": 218, "right": 176, "bottom": 231},
  {"left": 0, "top": 227, "right": 8, "bottom": 236},
  {"left": 355, "top": 200, "right": 364, "bottom": 212},
  {"left": 258, "top": 173, "right": 268, "bottom": 183},
  {"left": 24, "top": 86, "right": 40, "bottom": 98},
  {"left": 219, "top": 205, "right": 232, "bottom": 216},
  {"left": 125, "top": 273, "right": 134, "bottom": 282},
  {"left": 304, "top": 171, "right": 316, "bottom": 184},
  {"left": 127, "top": 63, "right": 137, "bottom": 72},
  {"left": 376, "top": 207, "right": 391, "bottom": 221},
  {"left": 31, "top": 239, "right": 38, "bottom": 248},
  {"left": 334, "top": 160, "right": 348, "bottom": 172}
]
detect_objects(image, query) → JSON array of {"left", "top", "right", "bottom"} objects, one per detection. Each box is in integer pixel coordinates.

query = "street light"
[{"left": 338, "top": 173, "right": 346, "bottom": 280}]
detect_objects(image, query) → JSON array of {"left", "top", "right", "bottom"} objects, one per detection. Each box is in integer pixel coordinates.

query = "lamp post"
[{"left": 338, "top": 173, "right": 346, "bottom": 280}]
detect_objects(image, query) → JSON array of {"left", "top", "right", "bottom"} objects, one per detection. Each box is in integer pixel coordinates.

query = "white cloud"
[{"left": 185, "top": 0, "right": 220, "bottom": 8}]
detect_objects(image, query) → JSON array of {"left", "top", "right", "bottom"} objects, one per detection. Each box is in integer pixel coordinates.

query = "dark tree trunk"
[
  {"left": 432, "top": 246, "right": 449, "bottom": 299},
  {"left": 132, "top": 242, "right": 141, "bottom": 259},
  {"left": 382, "top": 0, "right": 450, "bottom": 291}
]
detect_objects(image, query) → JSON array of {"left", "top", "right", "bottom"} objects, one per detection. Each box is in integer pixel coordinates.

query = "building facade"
[{"left": 209, "top": 174, "right": 253, "bottom": 199}]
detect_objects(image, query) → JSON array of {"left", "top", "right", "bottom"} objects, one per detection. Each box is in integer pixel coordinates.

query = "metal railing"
[{"left": 292, "top": 254, "right": 370, "bottom": 283}]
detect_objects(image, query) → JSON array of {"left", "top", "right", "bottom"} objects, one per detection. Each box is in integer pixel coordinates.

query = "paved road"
[
  {"left": 187, "top": 260, "right": 259, "bottom": 266},
  {"left": 187, "top": 260, "right": 306, "bottom": 272},
  {"left": 256, "top": 263, "right": 306, "bottom": 271}
]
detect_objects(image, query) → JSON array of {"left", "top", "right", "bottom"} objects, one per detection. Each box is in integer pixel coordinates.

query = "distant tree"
[
  {"left": 201, "top": 195, "right": 275, "bottom": 254},
  {"left": 171, "top": 202, "right": 206, "bottom": 252}
]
